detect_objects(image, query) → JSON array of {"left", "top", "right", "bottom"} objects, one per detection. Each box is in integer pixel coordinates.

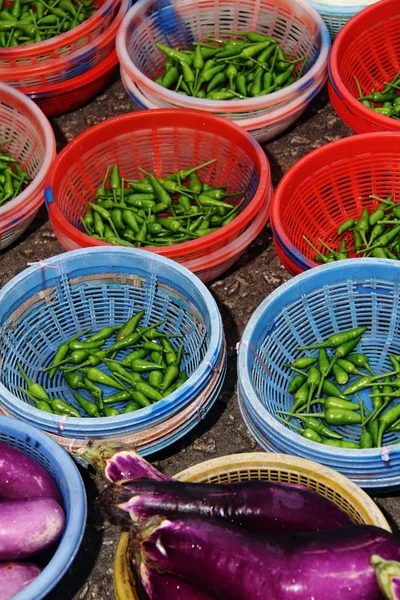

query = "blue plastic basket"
[
  {"left": 0, "top": 248, "right": 223, "bottom": 443},
  {"left": 0, "top": 416, "right": 86, "bottom": 600},
  {"left": 308, "top": 1, "right": 370, "bottom": 39},
  {"left": 237, "top": 259, "right": 400, "bottom": 490}
]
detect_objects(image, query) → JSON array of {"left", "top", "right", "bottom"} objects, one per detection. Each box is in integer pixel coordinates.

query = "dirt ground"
[{"left": 1, "top": 77, "right": 399, "bottom": 599}]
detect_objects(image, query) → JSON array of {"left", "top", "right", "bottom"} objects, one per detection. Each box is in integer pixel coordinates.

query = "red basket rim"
[
  {"left": 0, "top": 0, "right": 118, "bottom": 60},
  {"left": 271, "top": 131, "right": 400, "bottom": 261},
  {"left": 0, "top": 0, "right": 127, "bottom": 80},
  {"left": 46, "top": 108, "right": 271, "bottom": 259},
  {"left": 329, "top": 0, "right": 400, "bottom": 131},
  {"left": 20, "top": 50, "right": 118, "bottom": 95}
]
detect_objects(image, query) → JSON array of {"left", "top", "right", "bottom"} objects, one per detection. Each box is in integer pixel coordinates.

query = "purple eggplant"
[
  {"left": 133, "top": 517, "right": 400, "bottom": 600},
  {"left": 0, "top": 562, "right": 41, "bottom": 600},
  {"left": 135, "top": 562, "right": 215, "bottom": 600},
  {"left": 0, "top": 442, "right": 62, "bottom": 503},
  {"left": 0, "top": 498, "right": 65, "bottom": 560},
  {"left": 81, "top": 446, "right": 170, "bottom": 483},
  {"left": 100, "top": 478, "right": 353, "bottom": 534}
]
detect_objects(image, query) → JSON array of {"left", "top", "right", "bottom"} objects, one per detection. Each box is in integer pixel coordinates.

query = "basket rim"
[
  {"left": 0, "top": 416, "right": 86, "bottom": 600},
  {"left": 20, "top": 49, "right": 118, "bottom": 95},
  {"left": 0, "top": 0, "right": 129, "bottom": 81},
  {"left": 237, "top": 258, "right": 400, "bottom": 462},
  {"left": 45, "top": 108, "right": 271, "bottom": 259},
  {"left": 116, "top": 0, "right": 330, "bottom": 112},
  {"left": 120, "top": 66, "right": 327, "bottom": 128},
  {"left": 0, "top": 83, "right": 56, "bottom": 221},
  {"left": 0, "top": 247, "right": 223, "bottom": 434},
  {"left": 329, "top": 0, "right": 400, "bottom": 131},
  {"left": 0, "top": 0, "right": 118, "bottom": 60},
  {"left": 270, "top": 130, "right": 400, "bottom": 262}
]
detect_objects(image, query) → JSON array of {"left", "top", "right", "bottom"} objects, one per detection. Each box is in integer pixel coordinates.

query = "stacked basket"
[
  {"left": 0, "top": 0, "right": 130, "bottom": 116},
  {"left": 328, "top": 0, "right": 400, "bottom": 134},
  {"left": 116, "top": 0, "right": 330, "bottom": 143},
  {"left": 270, "top": 131, "right": 400, "bottom": 276},
  {"left": 237, "top": 259, "right": 400, "bottom": 491},
  {"left": 308, "top": 1, "right": 373, "bottom": 40},
  {"left": 0, "top": 247, "right": 226, "bottom": 456},
  {"left": 45, "top": 109, "right": 273, "bottom": 284},
  {"left": 0, "top": 83, "right": 56, "bottom": 250}
]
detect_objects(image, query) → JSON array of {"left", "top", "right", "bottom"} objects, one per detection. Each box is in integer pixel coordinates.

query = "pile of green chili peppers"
[
  {"left": 304, "top": 194, "right": 400, "bottom": 262},
  {"left": 0, "top": 0, "right": 96, "bottom": 47},
  {"left": 81, "top": 159, "right": 245, "bottom": 247},
  {"left": 277, "top": 326, "right": 400, "bottom": 449},
  {"left": 154, "top": 31, "right": 308, "bottom": 100},
  {"left": 355, "top": 72, "right": 400, "bottom": 120},
  {"left": 0, "top": 139, "right": 31, "bottom": 206},
  {"left": 17, "top": 312, "right": 188, "bottom": 418}
]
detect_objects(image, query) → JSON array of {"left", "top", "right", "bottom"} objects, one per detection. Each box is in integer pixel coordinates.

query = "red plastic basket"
[
  {"left": 22, "top": 50, "right": 119, "bottom": 117},
  {"left": 45, "top": 109, "right": 272, "bottom": 266},
  {"left": 0, "top": 0, "right": 128, "bottom": 88},
  {"left": 270, "top": 132, "right": 400, "bottom": 273},
  {"left": 329, "top": 0, "right": 400, "bottom": 134},
  {"left": 0, "top": 0, "right": 119, "bottom": 69}
]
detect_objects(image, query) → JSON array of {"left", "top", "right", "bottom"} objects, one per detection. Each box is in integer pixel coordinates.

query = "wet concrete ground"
[{"left": 1, "top": 78, "right": 399, "bottom": 599}]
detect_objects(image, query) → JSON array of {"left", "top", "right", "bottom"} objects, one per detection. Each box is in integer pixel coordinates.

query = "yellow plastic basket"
[{"left": 113, "top": 452, "right": 390, "bottom": 599}]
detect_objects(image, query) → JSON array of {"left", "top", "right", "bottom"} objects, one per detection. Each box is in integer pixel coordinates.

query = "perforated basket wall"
[
  {"left": 114, "top": 452, "right": 390, "bottom": 600},
  {"left": 116, "top": 0, "right": 330, "bottom": 121},
  {"left": 24, "top": 50, "right": 119, "bottom": 117},
  {"left": 270, "top": 131, "right": 400, "bottom": 272},
  {"left": 329, "top": 0, "right": 400, "bottom": 134},
  {"left": 0, "top": 416, "right": 86, "bottom": 600},
  {"left": 0, "top": 83, "right": 56, "bottom": 250},
  {"left": 238, "top": 259, "right": 400, "bottom": 489},
  {"left": 308, "top": 1, "right": 368, "bottom": 39},
  {"left": 0, "top": 248, "right": 223, "bottom": 440}
]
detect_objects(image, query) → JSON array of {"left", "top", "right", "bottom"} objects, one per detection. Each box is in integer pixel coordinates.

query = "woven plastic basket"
[
  {"left": 46, "top": 109, "right": 272, "bottom": 267},
  {"left": 0, "top": 0, "right": 120, "bottom": 69},
  {"left": 0, "top": 83, "right": 56, "bottom": 250},
  {"left": 238, "top": 259, "right": 400, "bottom": 490},
  {"left": 308, "top": 1, "right": 372, "bottom": 39},
  {"left": 113, "top": 452, "right": 390, "bottom": 600},
  {"left": 116, "top": 0, "right": 330, "bottom": 121},
  {"left": 0, "top": 416, "right": 86, "bottom": 600},
  {"left": 270, "top": 131, "right": 400, "bottom": 275},
  {"left": 329, "top": 0, "right": 400, "bottom": 134},
  {"left": 0, "top": 247, "right": 224, "bottom": 445},
  {"left": 0, "top": 0, "right": 130, "bottom": 89}
]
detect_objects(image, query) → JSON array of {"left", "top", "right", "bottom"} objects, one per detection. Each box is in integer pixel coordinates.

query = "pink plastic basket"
[{"left": 0, "top": 83, "right": 56, "bottom": 249}]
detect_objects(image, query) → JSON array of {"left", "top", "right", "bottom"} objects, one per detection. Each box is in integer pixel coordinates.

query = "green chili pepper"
[
  {"left": 305, "top": 366, "right": 321, "bottom": 412},
  {"left": 123, "top": 402, "right": 141, "bottom": 413},
  {"left": 376, "top": 403, "right": 400, "bottom": 447},
  {"left": 84, "top": 367, "right": 125, "bottom": 390},
  {"left": 17, "top": 362, "right": 49, "bottom": 401},
  {"left": 298, "top": 327, "right": 367, "bottom": 350},
  {"left": 346, "top": 353, "right": 375, "bottom": 375},
  {"left": 19, "top": 388, "right": 53, "bottom": 413},
  {"left": 84, "top": 326, "right": 120, "bottom": 343},
  {"left": 134, "top": 382, "right": 162, "bottom": 402},
  {"left": 323, "top": 397, "right": 360, "bottom": 411},
  {"left": 156, "top": 44, "right": 193, "bottom": 64},
  {"left": 103, "top": 390, "right": 132, "bottom": 405},
  {"left": 301, "top": 409, "right": 362, "bottom": 426},
  {"left": 276, "top": 416, "right": 322, "bottom": 443},
  {"left": 117, "top": 310, "right": 145, "bottom": 341},
  {"left": 283, "top": 356, "right": 317, "bottom": 370},
  {"left": 287, "top": 374, "right": 306, "bottom": 394},
  {"left": 72, "top": 392, "right": 100, "bottom": 417},
  {"left": 336, "top": 358, "right": 366, "bottom": 377},
  {"left": 343, "top": 370, "right": 398, "bottom": 395},
  {"left": 337, "top": 219, "right": 356, "bottom": 236},
  {"left": 358, "top": 399, "right": 374, "bottom": 449},
  {"left": 322, "top": 440, "right": 360, "bottom": 448},
  {"left": 322, "top": 379, "right": 348, "bottom": 400},
  {"left": 107, "top": 320, "right": 166, "bottom": 354},
  {"left": 52, "top": 398, "right": 80, "bottom": 418},
  {"left": 332, "top": 363, "right": 349, "bottom": 386},
  {"left": 278, "top": 412, "right": 343, "bottom": 439}
]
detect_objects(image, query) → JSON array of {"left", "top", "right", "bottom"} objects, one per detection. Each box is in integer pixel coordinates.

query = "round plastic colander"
[
  {"left": 0, "top": 83, "right": 56, "bottom": 250},
  {"left": 238, "top": 259, "right": 400, "bottom": 490}
]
